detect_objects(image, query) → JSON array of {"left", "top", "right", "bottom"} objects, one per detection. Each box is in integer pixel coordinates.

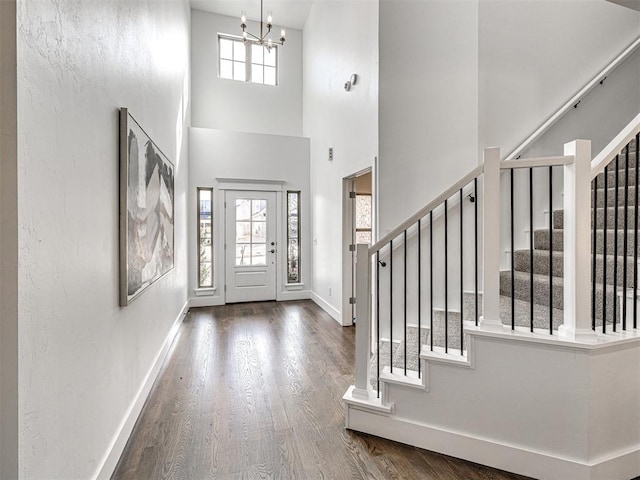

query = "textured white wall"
[
  {"left": 0, "top": 0, "right": 18, "bottom": 477},
  {"left": 188, "top": 127, "right": 310, "bottom": 304},
  {"left": 191, "top": 9, "right": 303, "bottom": 137},
  {"left": 16, "top": 0, "right": 190, "bottom": 477},
  {"left": 303, "top": 0, "right": 379, "bottom": 323}
]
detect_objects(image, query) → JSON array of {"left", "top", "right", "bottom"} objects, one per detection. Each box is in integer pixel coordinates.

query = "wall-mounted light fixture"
[{"left": 344, "top": 74, "right": 358, "bottom": 92}]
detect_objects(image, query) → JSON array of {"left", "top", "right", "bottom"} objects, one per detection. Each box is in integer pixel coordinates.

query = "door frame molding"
[
  {"left": 218, "top": 179, "right": 284, "bottom": 304},
  {"left": 341, "top": 166, "right": 374, "bottom": 327}
]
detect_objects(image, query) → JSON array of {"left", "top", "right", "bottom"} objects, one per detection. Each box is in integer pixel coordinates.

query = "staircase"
[
  {"left": 348, "top": 123, "right": 640, "bottom": 480},
  {"left": 500, "top": 138, "right": 638, "bottom": 329}
]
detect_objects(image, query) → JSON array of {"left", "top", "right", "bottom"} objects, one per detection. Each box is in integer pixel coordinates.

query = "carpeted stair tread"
[
  {"left": 593, "top": 185, "right": 640, "bottom": 207},
  {"left": 596, "top": 165, "right": 640, "bottom": 188},
  {"left": 500, "top": 270, "right": 564, "bottom": 309},
  {"left": 535, "top": 228, "right": 640, "bottom": 255}
]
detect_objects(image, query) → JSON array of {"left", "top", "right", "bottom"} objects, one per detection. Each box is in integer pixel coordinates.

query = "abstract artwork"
[{"left": 119, "top": 108, "right": 174, "bottom": 306}]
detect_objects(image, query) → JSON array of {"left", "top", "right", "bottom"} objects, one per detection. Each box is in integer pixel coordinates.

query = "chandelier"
[{"left": 240, "top": 0, "right": 286, "bottom": 50}]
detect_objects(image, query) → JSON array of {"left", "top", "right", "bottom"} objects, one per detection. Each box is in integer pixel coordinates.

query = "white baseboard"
[
  {"left": 311, "top": 291, "right": 341, "bottom": 324},
  {"left": 345, "top": 405, "right": 640, "bottom": 480},
  {"left": 94, "top": 300, "right": 189, "bottom": 480}
]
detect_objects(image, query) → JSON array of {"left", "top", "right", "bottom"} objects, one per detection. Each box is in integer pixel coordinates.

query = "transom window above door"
[
  {"left": 235, "top": 198, "right": 268, "bottom": 266},
  {"left": 218, "top": 35, "right": 278, "bottom": 86}
]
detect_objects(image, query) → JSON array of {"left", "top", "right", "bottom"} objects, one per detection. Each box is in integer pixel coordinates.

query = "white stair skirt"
[{"left": 343, "top": 328, "right": 640, "bottom": 480}]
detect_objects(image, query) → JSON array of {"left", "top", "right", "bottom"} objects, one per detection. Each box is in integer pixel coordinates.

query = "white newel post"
[
  {"left": 352, "top": 243, "right": 372, "bottom": 400},
  {"left": 560, "top": 139, "right": 596, "bottom": 341},
  {"left": 481, "top": 147, "right": 503, "bottom": 329}
]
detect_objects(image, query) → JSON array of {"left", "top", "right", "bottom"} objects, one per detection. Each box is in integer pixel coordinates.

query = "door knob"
[
  {"left": 270, "top": 249, "right": 275, "bottom": 254},
  {"left": 270, "top": 242, "right": 275, "bottom": 246}
]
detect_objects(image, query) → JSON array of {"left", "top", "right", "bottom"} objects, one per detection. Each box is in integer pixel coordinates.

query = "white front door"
[{"left": 225, "top": 190, "right": 277, "bottom": 303}]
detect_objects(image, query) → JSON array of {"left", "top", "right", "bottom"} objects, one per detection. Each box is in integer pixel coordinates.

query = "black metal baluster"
[
  {"left": 592, "top": 176, "right": 598, "bottom": 331},
  {"left": 549, "top": 166, "right": 553, "bottom": 334},
  {"left": 390, "top": 239, "right": 393, "bottom": 372},
  {"left": 445, "top": 199, "right": 449, "bottom": 354},
  {"left": 603, "top": 165, "right": 608, "bottom": 333},
  {"left": 614, "top": 156, "right": 619, "bottom": 332},
  {"left": 403, "top": 229, "right": 407, "bottom": 374},
  {"left": 624, "top": 147, "right": 629, "bottom": 330},
  {"left": 460, "top": 188, "right": 464, "bottom": 354},
  {"left": 376, "top": 250, "right": 380, "bottom": 397},
  {"left": 474, "top": 178, "right": 478, "bottom": 326},
  {"left": 511, "top": 169, "right": 515, "bottom": 330},
  {"left": 530, "top": 168, "right": 534, "bottom": 332},
  {"left": 430, "top": 211, "right": 434, "bottom": 350},
  {"left": 635, "top": 134, "right": 639, "bottom": 330},
  {"left": 417, "top": 219, "right": 422, "bottom": 378}
]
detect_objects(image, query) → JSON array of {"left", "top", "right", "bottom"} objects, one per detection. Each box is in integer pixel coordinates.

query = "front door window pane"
[{"left": 235, "top": 198, "right": 268, "bottom": 266}]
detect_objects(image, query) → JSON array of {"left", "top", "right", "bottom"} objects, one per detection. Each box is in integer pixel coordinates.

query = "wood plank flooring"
[{"left": 112, "top": 300, "right": 528, "bottom": 480}]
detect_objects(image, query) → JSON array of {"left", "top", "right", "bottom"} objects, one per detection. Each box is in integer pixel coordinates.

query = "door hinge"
[
  {"left": 224, "top": 285, "right": 227, "bottom": 292},
  {"left": 349, "top": 297, "right": 356, "bottom": 305},
  {"left": 224, "top": 201, "right": 227, "bottom": 208},
  {"left": 349, "top": 191, "right": 356, "bottom": 199},
  {"left": 349, "top": 244, "right": 356, "bottom": 252}
]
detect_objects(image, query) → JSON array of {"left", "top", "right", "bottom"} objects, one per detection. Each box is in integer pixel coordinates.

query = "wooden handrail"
[
  {"left": 591, "top": 112, "right": 640, "bottom": 180},
  {"left": 369, "top": 164, "right": 483, "bottom": 255}
]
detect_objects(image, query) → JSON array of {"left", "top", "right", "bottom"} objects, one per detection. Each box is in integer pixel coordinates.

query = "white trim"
[
  {"left": 193, "top": 287, "right": 216, "bottom": 297},
  {"left": 95, "top": 301, "right": 189, "bottom": 480},
  {"left": 278, "top": 289, "right": 311, "bottom": 301},
  {"left": 466, "top": 324, "right": 640, "bottom": 352},
  {"left": 189, "top": 296, "right": 225, "bottom": 308},
  {"left": 591, "top": 111, "right": 640, "bottom": 179},
  {"left": 284, "top": 282, "right": 304, "bottom": 291},
  {"left": 311, "top": 291, "right": 341, "bottom": 323},
  {"left": 501, "top": 155, "right": 573, "bottom": 170},
  {"left": 217, "top": 178, "right": 285, "bottom": 192},
  {"left": 344, "top": 406, "right": 640, "bottom": 480}
]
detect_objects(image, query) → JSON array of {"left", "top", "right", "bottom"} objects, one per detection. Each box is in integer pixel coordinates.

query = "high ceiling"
[{"left": 190, "top": 0, "right": 314, "bottom": 30}]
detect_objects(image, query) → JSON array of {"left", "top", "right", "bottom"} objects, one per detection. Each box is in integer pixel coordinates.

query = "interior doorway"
[
  {"left": 224, "top": 190, "right": 277, "bottom": 303},
  {"left": 342, "top": 169, "right": 373, "bottom": 326}
]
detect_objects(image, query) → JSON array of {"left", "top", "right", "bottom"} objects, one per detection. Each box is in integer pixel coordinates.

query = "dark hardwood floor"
[{"left": 112, "top": 300, "right": 528, "bottom": 479}]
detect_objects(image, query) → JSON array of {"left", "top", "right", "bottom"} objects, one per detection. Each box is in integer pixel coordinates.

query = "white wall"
[
  {"left": 191, "top": 9, "right": 303, "bottom": 137},
  {"left": 189, "top": 127, "right": 310, "bottom": 305},
  {"left": 303, "top": 0, "right": 379, "bottom": 323},
  {"left": 378, "top": 0, "right": 479, "bottom": 234},
  {"left": 16, "top": 0, "right": 190, "bottom": 478},
  {"left": 0, "top": 1, "right": 18, "bottom": 477},
  {"left": 479, "top": 0, "right": 640, "bottom": 159}
]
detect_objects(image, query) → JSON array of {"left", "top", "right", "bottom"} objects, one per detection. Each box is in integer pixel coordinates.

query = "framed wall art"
[{"left": 119, "top": 108, "right": 175, "bottom": 306}]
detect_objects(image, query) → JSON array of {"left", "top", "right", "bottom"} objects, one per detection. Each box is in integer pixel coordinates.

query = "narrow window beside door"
[
  {"left": 198, "top": 188, "right": 213, "bottom": 288},
  {"left": 287, "top": 191, "right": 300, "bottom": 283}
]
